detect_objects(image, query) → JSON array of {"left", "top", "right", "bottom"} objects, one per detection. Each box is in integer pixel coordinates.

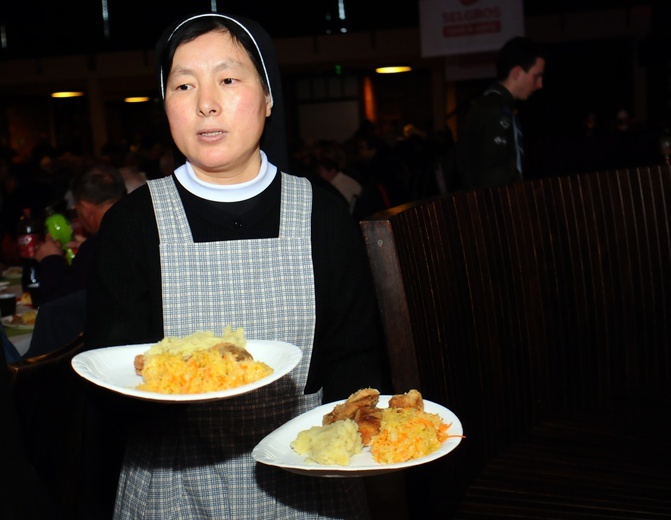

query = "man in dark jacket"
[
  {"left": 457, "top": 37, "right": 546, "bottom": 190},
  {"left": 34, "top": 162, "right": 127, "bottom": 304}
]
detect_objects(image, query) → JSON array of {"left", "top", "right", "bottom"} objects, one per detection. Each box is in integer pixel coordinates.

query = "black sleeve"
[
  {"left": 36, "top": 254, "right": 68, "bottom": 304},
  {"left": 37, "top": 238, "right": 93, "bottom": 305},
  {"left": 84, "top": 185, "right": 164, "bottom": 349},
  {"left": 307, "top": 185, "right": 392, "bottom": 402}
]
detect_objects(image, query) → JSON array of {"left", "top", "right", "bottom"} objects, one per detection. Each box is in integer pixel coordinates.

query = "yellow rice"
[
  {"left": 370, "top": 407, "right": 449, "bottom": 464},
  {"left": 136, "top": 328, "right": 273, "bottom": 394}
]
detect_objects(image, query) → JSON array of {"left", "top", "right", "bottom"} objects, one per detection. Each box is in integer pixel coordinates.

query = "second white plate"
[{"left": 252, "top": 396, "right": 463, "bottom": 477}]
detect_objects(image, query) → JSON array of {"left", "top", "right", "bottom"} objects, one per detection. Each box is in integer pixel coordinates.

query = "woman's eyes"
[{"left": 174, "top": 78, "right": 236, "bottom": 90}]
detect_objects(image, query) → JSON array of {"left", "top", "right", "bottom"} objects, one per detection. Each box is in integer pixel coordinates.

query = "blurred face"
[
  {"left": 74, "top": 200, "right": 96, "bottom": 236},
  {"left": 165, "top": 30, "right": 272, "bottom": 184},
  {"left": 510, "top": 57, "right": 545, "bottom": 101}
]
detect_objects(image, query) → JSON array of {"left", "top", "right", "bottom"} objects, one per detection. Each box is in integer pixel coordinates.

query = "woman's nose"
[{"left": 197, "top": 88, "right": 220, "bottom": 116}]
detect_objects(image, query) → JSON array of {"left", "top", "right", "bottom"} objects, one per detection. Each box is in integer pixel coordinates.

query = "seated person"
[
  {"left": 24, "top": 289, "right": 86, "bottom": 358},
  {"left": 34, "top": 162, "right": 127, "bottom": 305}
]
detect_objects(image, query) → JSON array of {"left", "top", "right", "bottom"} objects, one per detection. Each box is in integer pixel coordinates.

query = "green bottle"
[{"left": 44, "top": 205, "right": 76, "bottom": 265}]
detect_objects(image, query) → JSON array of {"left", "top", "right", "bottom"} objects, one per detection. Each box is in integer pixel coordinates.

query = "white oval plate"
[
  {"left": 2, "top": 267, "right": 22, "bottom": 279},
  {"left": 1, "top": 312, "right": 36, "bottom": 330},
  {"left": 71, "top": 340, "right": 302, "bottom": 402},
  {"left": 252, "top": 396, "right": 463, "bottom": 477}
]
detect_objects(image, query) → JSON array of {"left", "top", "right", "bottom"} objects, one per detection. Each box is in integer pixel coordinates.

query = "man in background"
[
  {"left": 35, "top": 162, "right": 127, "bottom": 304},
  {"left": 457, "top": 36, "right": 546, "bottom": 190},
  {"left": 24, "top": 163, "right": 127, "bottom": 358}
]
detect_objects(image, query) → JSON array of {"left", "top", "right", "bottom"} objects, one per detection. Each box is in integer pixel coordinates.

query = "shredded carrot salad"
[
  {"left": 370, "top": 407, "right": 454, "bottom": 464},
  {"left": 137, "top": 348, "right": 272, "bottom": 394}
]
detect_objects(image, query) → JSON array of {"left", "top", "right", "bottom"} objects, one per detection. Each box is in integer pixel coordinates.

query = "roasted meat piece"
[
  {"left": 212, "top": 342, "right": 253, "bottom": 362},
  {"left": 134, "top": 354, "right": 145, "bottom": 375},
  {"left": 353, "top": 406, "right": 383, "bottom": 445},
  {"left": 322, "top": 387, "right": 380, "bottom": 425},
  {"left": 388, "top": 389, "right": 424, "bottom": 411}
]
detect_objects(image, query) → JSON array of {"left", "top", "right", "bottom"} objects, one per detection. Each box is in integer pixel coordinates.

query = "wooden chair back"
[{"left": 359, "top": 165, "right": 671, "bottom": 495}]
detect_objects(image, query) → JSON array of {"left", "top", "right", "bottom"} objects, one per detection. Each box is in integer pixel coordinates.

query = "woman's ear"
[{"left": 265, "top": 94, "right": 272, "bottom": 117}]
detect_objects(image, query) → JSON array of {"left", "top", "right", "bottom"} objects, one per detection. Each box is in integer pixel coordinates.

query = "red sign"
[{"left": 420, "top": 0, "right": 524, "bottom": 57}]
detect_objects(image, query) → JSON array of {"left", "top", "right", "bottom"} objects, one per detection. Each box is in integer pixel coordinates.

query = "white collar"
[{"left": 173, "top": 151, "right": 277, "bottom": 202}]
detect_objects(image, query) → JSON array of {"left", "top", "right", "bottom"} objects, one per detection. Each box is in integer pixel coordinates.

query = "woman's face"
[{"left": 165, "top": 30, "right": 271, "bottom": 184}]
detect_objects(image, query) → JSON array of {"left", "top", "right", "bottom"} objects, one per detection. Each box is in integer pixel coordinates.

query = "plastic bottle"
[
  {"left": 44, "top": 204, "right": 76, "bottom": 264},
  {"left": 17, "top": 208, "right": 42, "bottom": 292}
]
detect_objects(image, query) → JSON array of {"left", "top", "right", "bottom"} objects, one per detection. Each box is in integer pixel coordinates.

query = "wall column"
[{"left": 87, "top": 77, "right": 107, "bottom": 157}]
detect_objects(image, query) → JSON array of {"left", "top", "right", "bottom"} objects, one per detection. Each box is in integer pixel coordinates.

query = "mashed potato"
[
  {"left": 143, "top": 328, "right": 247, "bottom": 357},
  {"left": 291, "top": 418, "right": 363, "bottom": 465},
  {"left": 136, "top": 328, "right": 273, "bottom": 394}
]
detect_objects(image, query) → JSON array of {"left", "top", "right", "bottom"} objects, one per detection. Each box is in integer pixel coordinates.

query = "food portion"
[
  {"left": 291, "top": 388, "right": 457, "bottom": 465},
  {"left": 134, "top": 328, "right": 273, "bottom": 394},
  {"left": 370, "top": 406, "right": 448, "bottom": 464},
  {"left": 322, "top": 387, "right": 381, "bottom": 425},
  {"left": 7, "top": 309, "right": 37, "bottom": 326},
  {"left": 291, "top": 419, "right": 363, "bottom": 465},
  {"left": 19, "top": 291, "right": 32, "bottom": 306}
]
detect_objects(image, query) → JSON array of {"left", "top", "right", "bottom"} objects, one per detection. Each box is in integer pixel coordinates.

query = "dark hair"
[
  {"left": 71, "top": 162, "right": 127, "bottom": 206},
  {"left": 157, "top": 16, "right": 270, "bottom": 101},
  {"left": 316, "top": 157, "right": 339, "bottom": 172},
  {"left": 496, "top": 37, "right": 546, "bottom": 80}
]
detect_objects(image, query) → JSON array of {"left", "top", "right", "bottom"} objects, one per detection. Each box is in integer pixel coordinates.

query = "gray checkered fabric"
[{"left": 113, "top": 173, "right": 370, "bottom": 519}]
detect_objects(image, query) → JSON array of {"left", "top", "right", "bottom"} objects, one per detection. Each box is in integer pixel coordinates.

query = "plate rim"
[
  {"left": 252, "top": 395, "right": 463, "bottom": 477},
  {"left": 71, "top": 339, "right": 302, "bottom": 402}
]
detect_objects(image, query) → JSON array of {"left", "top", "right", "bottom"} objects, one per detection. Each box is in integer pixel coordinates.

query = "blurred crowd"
[
  {"left": 0, "top": 123, "right": 454, "bottom": 268},
  {"left": 1, "top": 107, "right": 668, "bottom": 269},
  {"left": 289, "top": 120, "right": 459, "bottom": 222},
  {"left": 0, "top": 136, "right": 174, "bottom": 268}
]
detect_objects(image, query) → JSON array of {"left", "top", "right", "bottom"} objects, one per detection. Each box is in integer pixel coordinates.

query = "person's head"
[
  {"left": 357, "top": 135, "right": 388, "bottom": 161},
  {"left": 71, "top": 162, "right": 127, "bottom": 236},
  {"left": 497, "top": 36, "right": 546, "bottom": 101},
  {"left": 155, "top": 13, "right": 288, "bottom": 183},
  {"left": 315, "top": 157, "right": 339, "bottom": 182}
]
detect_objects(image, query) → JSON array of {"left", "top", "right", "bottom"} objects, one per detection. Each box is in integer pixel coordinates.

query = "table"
[
  {"left": 2, "top": 273, "right": 34, "bottom": 357},
  {"left": 6, "top": 328, "right": 32, "bottom": 356}
]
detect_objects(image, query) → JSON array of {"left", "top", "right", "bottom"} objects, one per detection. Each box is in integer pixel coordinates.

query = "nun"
[{"left": 85, "top": 11, "right": 390, "bottom": 519}]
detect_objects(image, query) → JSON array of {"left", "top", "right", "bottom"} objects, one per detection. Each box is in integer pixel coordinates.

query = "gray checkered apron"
[{"left": 113, "top": 173, "right": 370, "bottom": 519}]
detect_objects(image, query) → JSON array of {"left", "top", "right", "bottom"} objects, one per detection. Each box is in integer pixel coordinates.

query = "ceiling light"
[
  {"left": 124, "top": 96, "right": 150, "bottom": 103},
  {"left": 51, "top": 91, "right": 85, "bottom": 98},
  {"left": 375, "top": 66, "right": 412, "bottom": 74}
]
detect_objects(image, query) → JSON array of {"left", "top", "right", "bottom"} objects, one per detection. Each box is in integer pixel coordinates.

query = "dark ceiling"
[{"left": 0, "top": 0, "right": 664, "bottom": 61}]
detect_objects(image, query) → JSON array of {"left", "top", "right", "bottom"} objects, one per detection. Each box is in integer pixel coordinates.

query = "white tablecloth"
[
  {"left": 3, "top": 280, "right": 34, "bottom": 357},
  {"left": 11, "top": 331, "right": 33, "bottom": 356}
]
